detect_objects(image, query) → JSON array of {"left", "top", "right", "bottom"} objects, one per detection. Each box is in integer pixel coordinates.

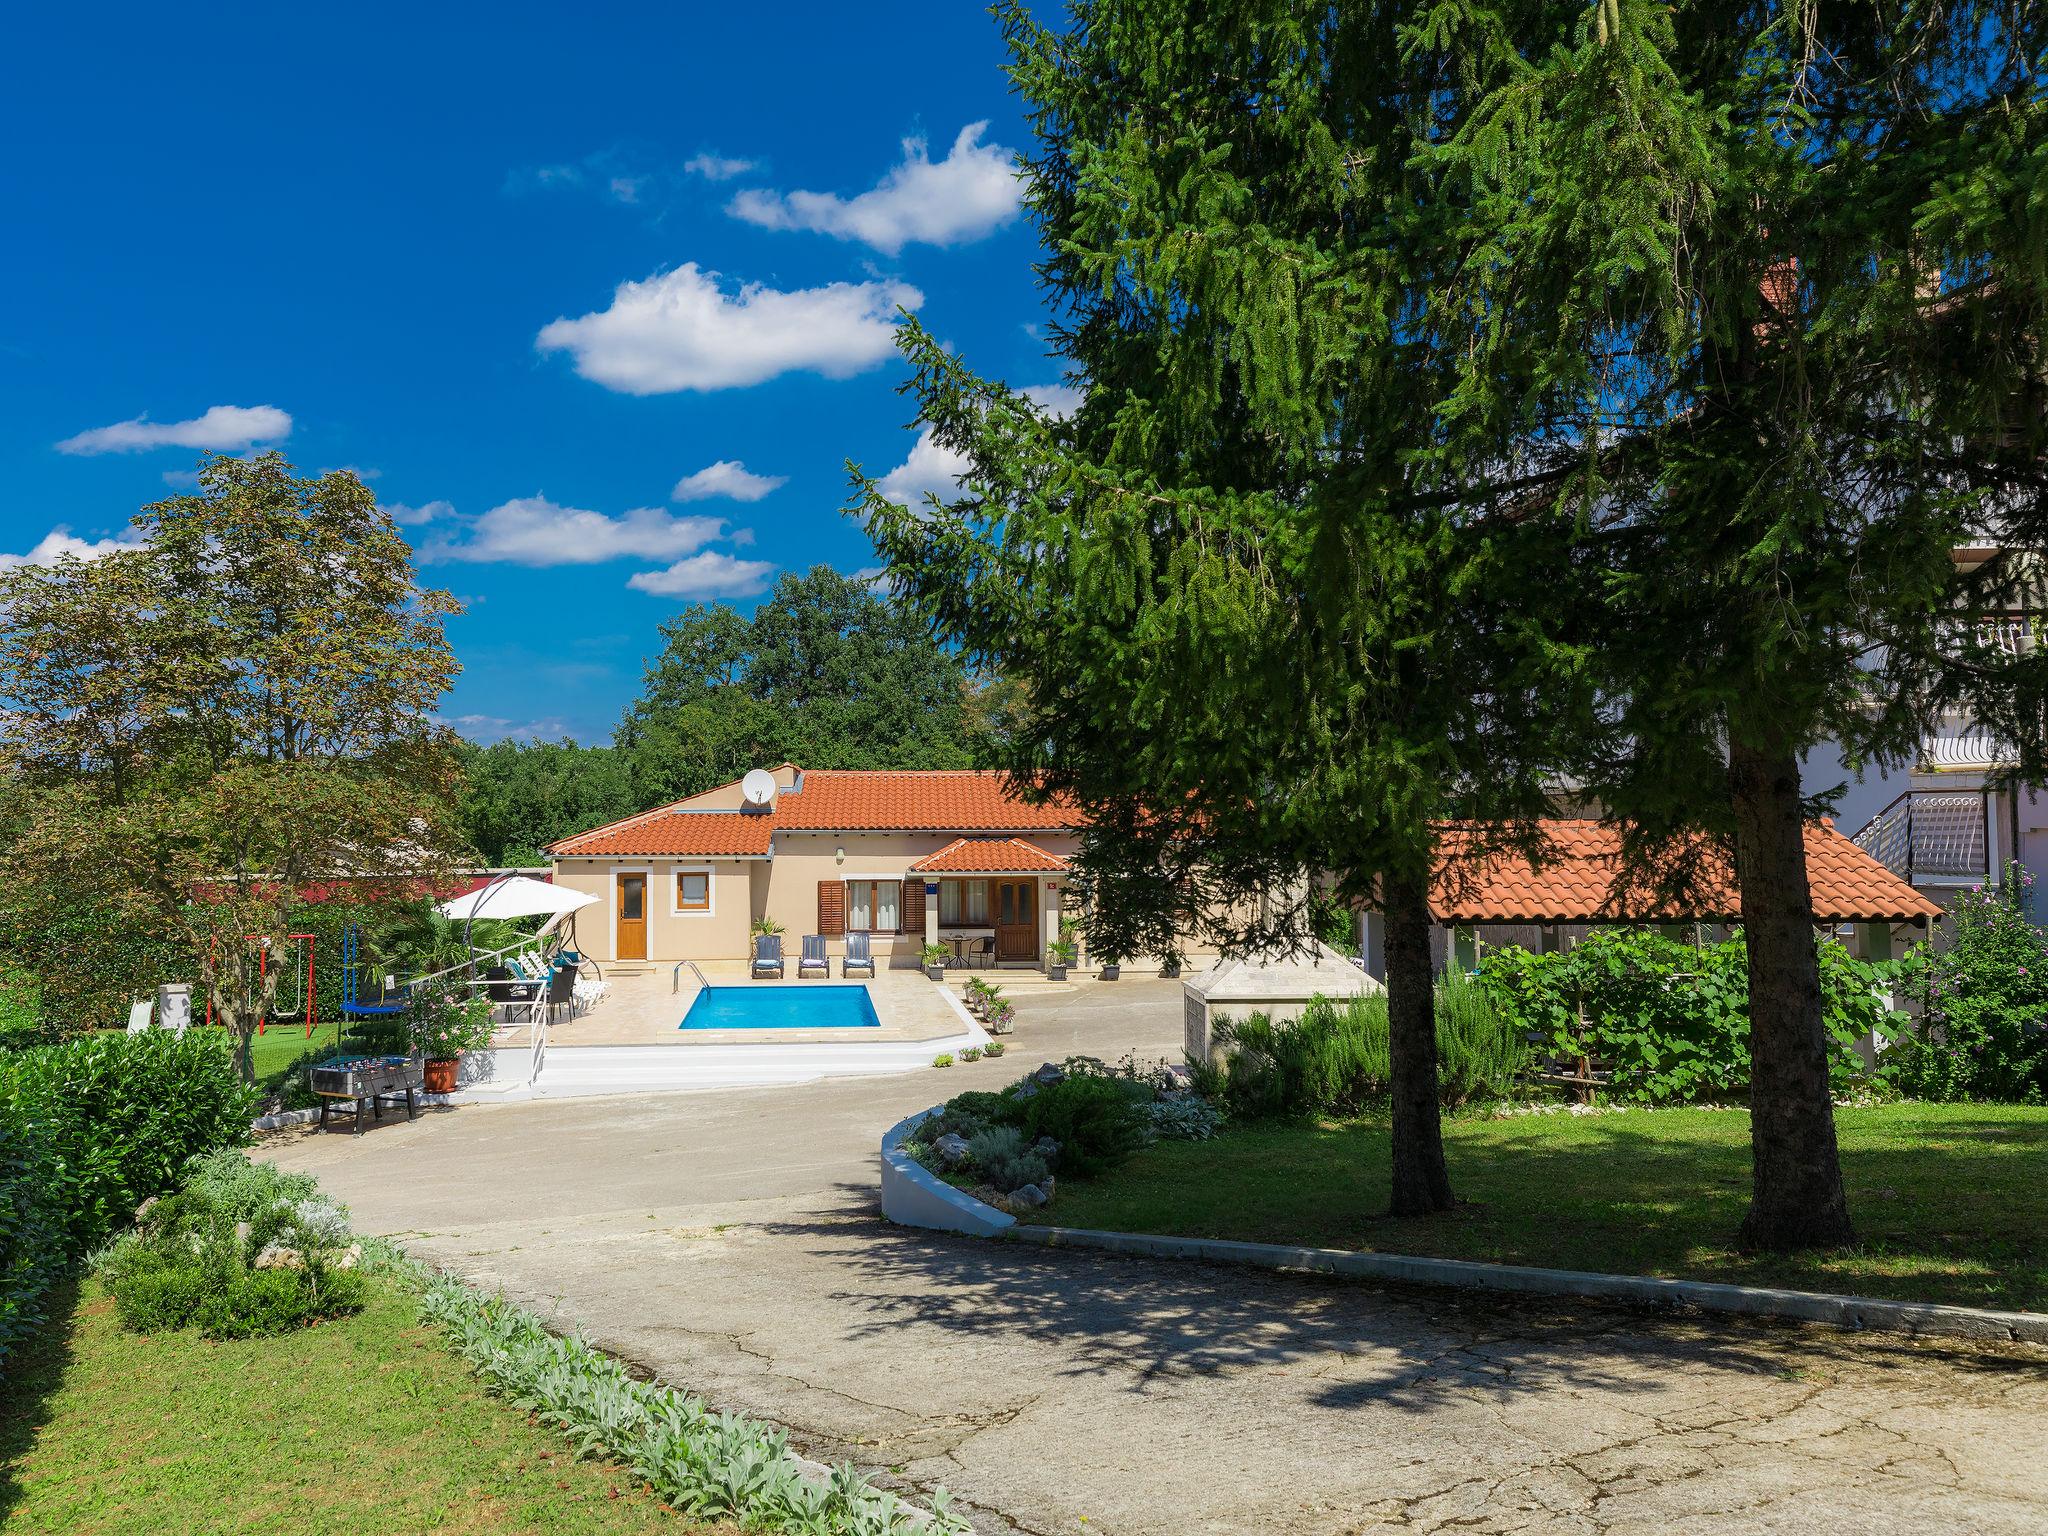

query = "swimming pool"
[{"left": 679, "top": 985, "right": 882, "bottom": 1031}]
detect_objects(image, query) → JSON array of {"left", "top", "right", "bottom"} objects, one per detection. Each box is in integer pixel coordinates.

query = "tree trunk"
[
  {"left": 1727, "top": 738, "right": 1855, "bottom": 1250},
  {"left": 1383, "top": 868, "right": 1454, "bottom": 1215}
]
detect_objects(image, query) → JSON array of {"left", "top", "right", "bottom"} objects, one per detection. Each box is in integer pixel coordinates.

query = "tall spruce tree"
[
  {"left": 858, "top": 3, "right": 1591, "bottom": 1214},
  {"left": 1413, "top": 0, "right": 2047, "bottom": 1246}
]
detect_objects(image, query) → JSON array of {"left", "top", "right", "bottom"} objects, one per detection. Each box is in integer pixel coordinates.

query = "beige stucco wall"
[
  {"left": 551, "top": 857, "right": 758, "bottom": 965},
  {"left": 554, "top": 822, "right": 1228, "bottom": 970}
]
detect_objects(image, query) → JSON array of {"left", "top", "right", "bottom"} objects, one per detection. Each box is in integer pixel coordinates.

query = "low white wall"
[{"left": 880, "top": 1106, "right": 1017, "bottom": 1238}]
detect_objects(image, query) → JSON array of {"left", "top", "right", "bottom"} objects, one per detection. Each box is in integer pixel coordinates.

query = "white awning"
[{"left": 436, "top": 875, "right": 596, "bottom": 923}]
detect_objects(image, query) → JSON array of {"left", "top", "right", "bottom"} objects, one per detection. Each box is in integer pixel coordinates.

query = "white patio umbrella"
[{"left": 437, "top": 875, "right": 596, "bottom": 930}]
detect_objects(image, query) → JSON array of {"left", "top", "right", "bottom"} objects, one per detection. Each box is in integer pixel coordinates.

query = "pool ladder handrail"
[{"left": 673, "top": 959, "right": 710, "bottom": 994}]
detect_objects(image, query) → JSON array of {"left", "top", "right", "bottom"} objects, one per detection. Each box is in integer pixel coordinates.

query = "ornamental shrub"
[
  {"left": 0, "top": 1029, "right": 257, "bottom": 1253},
  {"left": 1008, "top": 1075, "right": 1150, "bottom": 1176},
  {"left": 96, "top": 1151, "right": 364, "bottom": 1339},
  {"left": 1212, "top": 975, "right": 1528, "bottom": 1120},
  {"left": 1888, "top": 872, "right": 2048, "bottom": 1103},
  {"left": 964, "top": 1126, "right": 1050, "bottom": 1193},
  {"left": 1476, "top": 928, "right": 1899, "bottom": 1103}
]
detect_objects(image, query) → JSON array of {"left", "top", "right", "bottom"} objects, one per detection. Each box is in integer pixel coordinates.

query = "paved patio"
[{"left": 264, "top": 980, "right": 2048, "bottom": 1536}]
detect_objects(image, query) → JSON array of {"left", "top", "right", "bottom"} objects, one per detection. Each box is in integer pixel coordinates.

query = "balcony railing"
[{"left": 1852, "top": 789, "right": 1991, "bottom": 886}]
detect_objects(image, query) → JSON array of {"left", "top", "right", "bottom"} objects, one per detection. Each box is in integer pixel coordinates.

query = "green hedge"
[
  {"left": 0, "top": 1102, "right": 64, "bottom": 1363},
  {"left": 0, "top": 1030, "right": 256, "bottom": 1366},
  {"left": 1476, "top": 928, "right": 1900, "bottom": 1103}
]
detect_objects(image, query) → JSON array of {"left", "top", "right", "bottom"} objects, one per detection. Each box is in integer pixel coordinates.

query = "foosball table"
[{"left": 310, "top": 1054, "right": 425, "bottom": 1134}]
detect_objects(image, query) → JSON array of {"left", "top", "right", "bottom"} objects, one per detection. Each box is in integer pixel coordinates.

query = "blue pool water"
[{"left": 680, "top": 985, "right": 882, "bottom": 1031}]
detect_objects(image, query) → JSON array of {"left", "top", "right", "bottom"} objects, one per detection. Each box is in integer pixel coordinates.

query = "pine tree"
[
  {"left": 858, "top": 2, "right": 1592, "bottom": 1215},
  {"left": 1412, "top": 0, "right": 2047, "bottom": 1247}
]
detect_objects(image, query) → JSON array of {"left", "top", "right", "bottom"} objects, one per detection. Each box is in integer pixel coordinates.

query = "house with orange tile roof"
[
  {"left": 551, "top": 762, "right": 1940, "bottom": 976},
  {"left": 1423, "top": 818, "right": 1941, "bottom": 975},
  {"left": 547, "top": 763, "right": 1109, "bottom": 970}
]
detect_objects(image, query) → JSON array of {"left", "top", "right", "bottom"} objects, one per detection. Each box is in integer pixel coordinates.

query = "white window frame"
[
  {"left": 671, "top": 864, "right": 715, "bottom": 918},
  {"left": 846, "top": 878, "right": 903, "bottom": 933}
]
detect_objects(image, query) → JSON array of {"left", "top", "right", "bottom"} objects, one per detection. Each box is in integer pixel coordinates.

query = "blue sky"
[{"left": 2, "top": 3, "right": 1057, "bottom": 745}]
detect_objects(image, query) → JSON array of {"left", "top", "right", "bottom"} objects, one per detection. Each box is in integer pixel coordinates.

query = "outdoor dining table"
[{"left": 938, "top": 928, "right": 995, "bottom": 965}]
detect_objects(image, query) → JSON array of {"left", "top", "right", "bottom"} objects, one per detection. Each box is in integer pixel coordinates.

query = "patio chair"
[
  {"left": 544, "top": 962, "right": 576, "bottom": 1024},
  {"left": 798, "top": 934, "right": 829, "bottom": 978},
  {"left": 752, "top": 932, "right": 785, "bottom": 979},
  {"left": 842, "top": 931, "right": 876, "bottom": 979},
  {"left": 966, "top": 936, "right": 995, "bottom": 970}
]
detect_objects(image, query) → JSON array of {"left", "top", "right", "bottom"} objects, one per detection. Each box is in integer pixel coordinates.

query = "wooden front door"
[
  {"left": 994, "top": 880, "right": 1037, "bottom": 961},
  {"left": 616, "top": 872, "right": 648, "bottom": 961}
]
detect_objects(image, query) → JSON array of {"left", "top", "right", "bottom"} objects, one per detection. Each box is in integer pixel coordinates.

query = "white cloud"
[
  {"left": 684, "top": 151, "right": 758, "bottom": 182},
  {"left": 670, "top": 460, "right": 786, "bottom": 503},
  {"left": 427, "top": 495, "right": 733, "bottom": 567},
  {"left": 439, "top": 712, "right": 578, "bottom": 744},
  {"left": 160, "top": 469, "right": 201, "bottom": 490},
  {"left": 874, "top": 383, "right": 1081, "bottom": 508},
  {"left": 728, "top": 123, "right": 1021, "bottom": 255},
  {"left": 876, "top": 429, "right": 972, "bottom": 510},
  {"left": 384, "top": 499, "right": 454, "bottom": 526},
  {"left": 536, "top": 263, "right": 920, "bottom": 394},
  {"left": 0, "top": 526, "right": 146, "bottom": 570},
  {"left": 627, "top": 551, "right": 775, "bottom": 598},
  {"left": 55, "top": 404, "right": 292, "bottom": 456}
]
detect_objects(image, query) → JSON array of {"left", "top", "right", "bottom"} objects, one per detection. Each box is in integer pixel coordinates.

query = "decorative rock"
[
  {"left": 1008, "top": 1183, "right": 1049, "bottom": 1210},
  {"left": 932, "top": 1133, "right": 972, "bottom": 1168},
  {"left": 1033, "top": 1062, "right": 1066, "bottom": 1086},
  {"left": 332, "top": 1242, "right": 363, "bottom": 1270},
  {"left": 234, "top": 1220, "right": 253, "bottom": 1249},
  {"left": 1012, "top": 1078, "right": 1040, "bottom": 1101},
  {"left": 254, "top": 1243, "right": 304, "bottom": 1270},
  {"left": 133, "top": 1196, "right": 160, "bottom": 1225},
  {"left": 1030, "top": 1136, "right": 1061, "bottom": 1162}
]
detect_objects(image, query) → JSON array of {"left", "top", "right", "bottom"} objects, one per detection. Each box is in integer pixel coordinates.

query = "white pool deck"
[{"left": 460, "top": 963, "right": 989, "bottom": 1100}]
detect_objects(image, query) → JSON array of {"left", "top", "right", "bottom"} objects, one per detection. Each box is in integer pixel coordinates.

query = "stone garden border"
[{"left": 878, "top": 1108, "right": 2048, "bottom": 1345}]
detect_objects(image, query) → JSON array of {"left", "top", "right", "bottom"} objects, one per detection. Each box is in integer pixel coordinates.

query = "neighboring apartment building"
[{"left": 1846, "top": 549, "right": 2048, "bottom": 922}]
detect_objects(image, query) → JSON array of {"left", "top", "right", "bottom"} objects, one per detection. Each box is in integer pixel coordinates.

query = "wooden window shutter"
[
  {"left": 900, "top": 878, "right": 925, "bottom": 934},
  {"left": 818, "top": 880, "right": 846, "bottom": 938}
]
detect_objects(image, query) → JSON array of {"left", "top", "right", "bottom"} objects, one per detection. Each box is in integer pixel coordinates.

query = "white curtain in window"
[
  {"left": 874, "top": 880, "right": 900, "bottom": 931},
  {"left": 848, "top": 881, "right": 873, "bottom": 931}
]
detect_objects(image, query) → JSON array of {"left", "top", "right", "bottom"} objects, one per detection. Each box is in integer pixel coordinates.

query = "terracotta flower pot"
[{"left": 424, "top": 1057, "right": 458, "bottom": 1094}]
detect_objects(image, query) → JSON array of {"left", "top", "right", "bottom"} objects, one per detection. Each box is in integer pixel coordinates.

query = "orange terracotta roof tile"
[
  {"left": 547, "top": 767, "right": 1076, "bottom": 856},
  {"left": 1431, "top": 820, "right": 1942, "bottom": 925},
  {"left": 909, "top": 837, "right": 1071, "bottom": 874},
  {"left": 550, "top": 813, "right": 773, "bottom": 858},
  {"left": 775, "top": 770, "right": 1075, "bottom": 831}
]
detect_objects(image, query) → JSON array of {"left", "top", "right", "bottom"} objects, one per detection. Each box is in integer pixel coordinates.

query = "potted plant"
[
  {"left": 751, "top": 916, "right": 784, "bottom": 938},
  {"left": 984, "top": 997, "right": 1017, "bottom": 1035},
  {"left": 1046, "top": 938, "right": 1077, "bottom": 981},
  {"left": 1097, "top": 950, "right": 1124, "bottom": 982},
  {"left": 921, "top": 941, "right": 950, "bottom": 981},
  {"left": 408, "top": 984, "right": 495, "bottom": 1094},
  {"left": 1158, "top": 945, "right": 1184, "bottom": 980}
]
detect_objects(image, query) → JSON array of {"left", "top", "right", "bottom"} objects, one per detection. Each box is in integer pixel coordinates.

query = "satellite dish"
[{"left": 741, "top": 768, "right": 778, "bottom": 808}]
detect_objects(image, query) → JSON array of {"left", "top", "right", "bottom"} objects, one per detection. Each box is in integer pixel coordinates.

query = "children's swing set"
[{"left": 205, "top": 932, "right": 317, "bottom": 1036}]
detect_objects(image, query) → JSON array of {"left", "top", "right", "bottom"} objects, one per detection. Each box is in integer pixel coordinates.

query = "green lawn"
[
  {"left": 1048, "top": 1103, "right": 2048, "bottom": 1313},
  {"left": 0, "top": 1277, "right": 726, "bottom": 1535}
]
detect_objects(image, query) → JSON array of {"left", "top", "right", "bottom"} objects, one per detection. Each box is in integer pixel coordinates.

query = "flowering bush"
[{"left": 1890, "top": 868, "right": 2048, "bottom": 1103}]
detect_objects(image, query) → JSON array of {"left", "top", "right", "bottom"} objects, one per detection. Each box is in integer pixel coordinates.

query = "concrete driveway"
[{"left": 264, "top": 978, "right": 2048, "bottom": 1535}]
